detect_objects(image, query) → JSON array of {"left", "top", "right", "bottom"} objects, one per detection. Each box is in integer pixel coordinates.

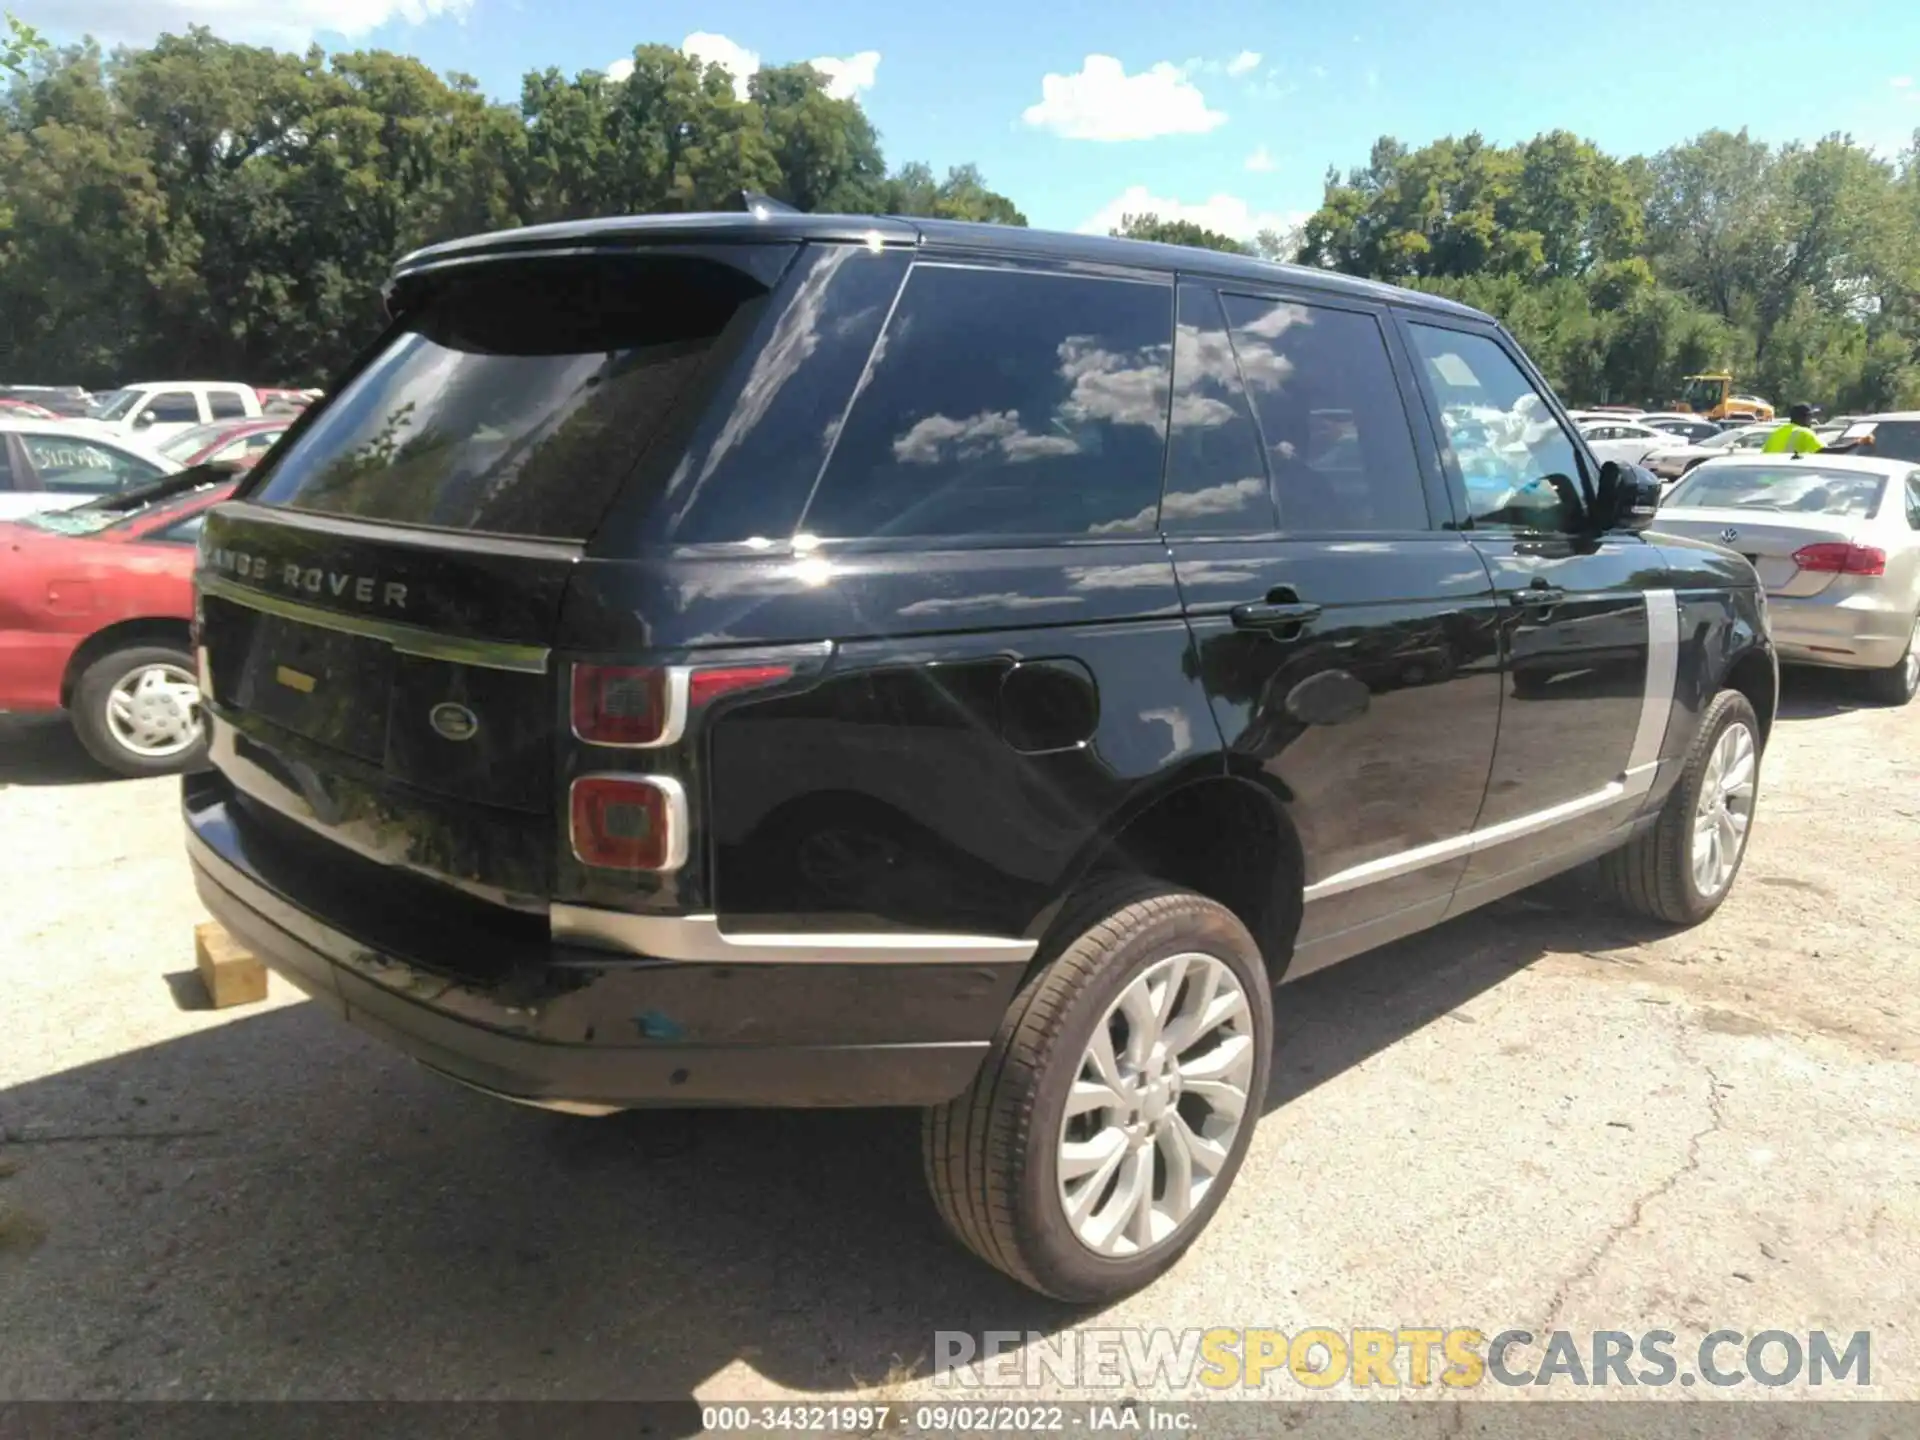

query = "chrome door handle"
[{"left": 1230, "top": 601, "right": 1323, "bottom": 632}]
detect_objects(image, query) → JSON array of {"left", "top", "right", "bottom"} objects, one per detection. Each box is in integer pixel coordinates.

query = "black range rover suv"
[{"left": 184, "top": 212, "right": 1776, "bottom": 1302}]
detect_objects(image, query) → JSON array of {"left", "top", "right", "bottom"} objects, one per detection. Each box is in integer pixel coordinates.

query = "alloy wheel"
[
  {"left": 1691, "top": 720, "right": 1756, "bottom": 898},
  {"left": 1056, "top": 951, "right": 1256, "bottom": 1258}
]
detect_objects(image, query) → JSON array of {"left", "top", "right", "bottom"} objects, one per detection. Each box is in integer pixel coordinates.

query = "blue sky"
[{"left": 31, "top": 0, "right": 1920, "bottom": 238}]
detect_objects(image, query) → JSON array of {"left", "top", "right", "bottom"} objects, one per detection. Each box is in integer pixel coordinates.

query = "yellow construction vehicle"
[{"left": 1672, "top": 374, "right": 1775, "bottom": 423}]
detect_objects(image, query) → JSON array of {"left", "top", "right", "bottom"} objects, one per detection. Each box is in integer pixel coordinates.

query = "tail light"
[
  {"left": 1791, "top": 542, "right": 1886, "bottom": 576},
  {"left": 570, "top": 662, "right": 795, "bottom": 747},
  {"left": 569, "top": 775, "right": 688, "bottom": 871},
  {"left": 571, "top": 667, "right": 678, "bottom": 746}
]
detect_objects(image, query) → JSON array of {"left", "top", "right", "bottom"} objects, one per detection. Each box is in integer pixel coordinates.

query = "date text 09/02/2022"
[{"left": 701, "top": 1404, "right": 1194, "bottom": 1433}]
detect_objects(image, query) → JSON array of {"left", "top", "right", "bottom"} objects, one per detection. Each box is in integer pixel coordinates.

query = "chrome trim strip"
[
  {"left": 550, "top": 906, "right": 1040, "bottom": 966},
  {"left": 568, "top": 774, "right": 690, "bottom": 873},
  {"left": 1302, "top": 781, "right": 1629, "bottom": 902},
  {"left": 1624, "top": 588, "right": 1679, "bottom": 792},
  {"left": 198, "top": 574, "right": 550, "bottom": 674},
  {"left": 569, "top": 665, "right": 691, "bottom": 749}
]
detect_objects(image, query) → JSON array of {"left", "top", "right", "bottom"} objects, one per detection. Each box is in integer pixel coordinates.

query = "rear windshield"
[
  {"left": 1666, "top": 465, "right": 1887, "bottom": 518},
  {"left": 248, "top": 257, "right": 761, "bottom": 540}
]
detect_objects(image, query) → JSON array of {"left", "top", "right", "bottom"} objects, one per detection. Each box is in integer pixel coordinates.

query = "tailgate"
[
  {"left": 195, "top": 505, "right": 576, "bottom": 906},
  {"left": 191, "top": 246, "right": 775, "bottom": 911},
  {"left": 198, "top": 504, "right": 574, "bottom": 813}
]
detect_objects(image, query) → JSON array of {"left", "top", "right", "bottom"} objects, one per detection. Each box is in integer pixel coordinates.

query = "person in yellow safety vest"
[{"left": 1762, "top": 403, "right": 1825, "bottom": 454}]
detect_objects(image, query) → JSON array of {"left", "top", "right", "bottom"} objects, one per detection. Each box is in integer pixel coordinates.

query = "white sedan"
[
  {"left": 1653, "top": 454, "right": 1920, "bottom": 704},
  {"left": 1579, "top": 420, "right": 1678, "bottom": 467},
  {"left": 1642, "top": 422, "right": 1780, "bottom": 482},
  {"left": 0, "top": 420, "right": 180, "bottom": 519}
]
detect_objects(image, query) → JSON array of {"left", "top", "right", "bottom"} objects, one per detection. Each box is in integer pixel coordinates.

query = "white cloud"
[
  {"left": 892, "top": 410, "right": 1080, "bottom": 466},
  {"left": 810, "top": 49, "right": 881, "bottom": 100},
  {"left": 22, "top": 0, "right": 468, "bottom": 45},
  {"left": 1023, "top": 55, "right": 1227, "bottom": 141},
  {"left": 1892, "top": 76, "right": 1914, "bottom": 89},
  {"left": 609, "top": 34, "right": 879, "bottom": 103},
  {"left": 1226, "top": 50, "right": 1262, "bottom": 77},
  {"left": 1079, "top": 185, "right": 1305, "bottom": 243},
  {"left": 682, "top": 30, "right": 763, "bottom": 100},
  {"left": 1245, "top": 144, "right": 1276, "bottom": 172}
]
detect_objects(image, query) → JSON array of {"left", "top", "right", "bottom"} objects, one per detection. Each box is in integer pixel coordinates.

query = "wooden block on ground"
[{"left": 195, "top": 921, "right": 268, "bottom": 1009}]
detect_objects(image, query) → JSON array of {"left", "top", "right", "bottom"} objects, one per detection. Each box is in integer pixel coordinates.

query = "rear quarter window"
[
  {"left": 248, "top": 256, "right": 763, "bottom": 541},
  {"left": 801, "top": 264, "right": 1172, "bottom": 541}
]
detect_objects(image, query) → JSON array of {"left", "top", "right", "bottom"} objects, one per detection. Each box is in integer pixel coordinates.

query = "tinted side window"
[
  {"left": 1162, "top": 283, "right": 1274, "bottom": 535},
  {"left": 146, "top": 392, "right": 200, "bottom": 423},
  {"left": 1220, "top": 295, "right": 1429, "bottom": 533},
  {"left": 1871, "top": 421, "right": 1920, "bottom": 463},
  {"left": 208, "top": 390, "right": 248, "bottom": 420},
  {"left": 1906, "top": 474, "right": 1920, "bottom": 529},
  {"left": 804, "top": 265, "right": 1171, "bottom": 540},
  {"left": 1407, "top": 324, "right": 1586, "bottom": 534}
]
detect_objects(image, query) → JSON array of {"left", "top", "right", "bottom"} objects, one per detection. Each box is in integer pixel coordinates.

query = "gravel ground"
[{"left": 1, "top": 671, "right": 1916, "bottom": 1414}]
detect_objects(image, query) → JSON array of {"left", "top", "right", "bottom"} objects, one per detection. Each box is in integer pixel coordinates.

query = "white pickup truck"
[{"left": 88, "top": 382, "right": 263, "bottom": 446}]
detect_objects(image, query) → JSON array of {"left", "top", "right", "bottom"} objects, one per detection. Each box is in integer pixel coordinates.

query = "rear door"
[
  {"left": 195, "top": 249, "right": 778, "bottom": 909},
  {"left": 1164, "top": 282, "right": 1503, "bottom": 974},
  {"left": 1397, "top": 319, "right": 1666, "bottom": 901},
  {"left": 676, "top": 254, "right": 1200, "bottom": 943}
]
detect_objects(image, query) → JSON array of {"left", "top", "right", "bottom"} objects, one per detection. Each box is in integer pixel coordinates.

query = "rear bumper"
[
  {"left": 1768, "top": 593, "right": 1914, "bottom": 670},
  {"left": 0, "top": 628, "right": 78, "bottom": 712},
  {"left": 184, "top": 780, "right": 1034, "bottom": 1110}
]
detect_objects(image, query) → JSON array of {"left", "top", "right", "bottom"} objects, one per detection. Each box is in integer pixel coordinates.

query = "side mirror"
[
  {"left": 133, "top": 411, "right": 156, "bottom": 429},
  {"left": 1596, "top": 461, "right": 1661, "bottom": 533}
]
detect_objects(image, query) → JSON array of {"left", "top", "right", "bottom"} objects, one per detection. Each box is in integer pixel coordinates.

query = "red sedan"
[
  {"left": 158, "top": 417, "right": 289, "bottom": 469},
  {"left": 0, "top": 398, "right": 61, "bottom": 419},
  {"left": 0, "top": 474, "right": 235, "bottom": 776}
]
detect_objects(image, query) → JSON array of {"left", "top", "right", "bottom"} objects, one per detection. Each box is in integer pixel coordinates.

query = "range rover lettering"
[{"left": 184, "top": 211, "right": 1776, "bottom": 1302}]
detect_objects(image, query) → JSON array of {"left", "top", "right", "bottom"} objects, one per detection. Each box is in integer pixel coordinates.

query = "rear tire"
[
  {"left": 1602, "top": 689, "right": 1760, "bottom": 925},
  {"left": 1862, "top": 613, "right": 1920, "bottom": 707},
  {"left": 923, "top": 877, "right": 1273, "bottom": 1302},
  {"left": 70, "top": 643, "right": 207, "bottom": 778}
]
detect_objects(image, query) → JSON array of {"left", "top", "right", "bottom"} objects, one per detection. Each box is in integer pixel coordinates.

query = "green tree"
[
  {"left": 1110, "top": 212, "right": 1249, "bottom": 254},
  {"left": 0, "top": 29, "right": 1024, "bottom": 387},
  {"left": 881, "top": 161, "right": 1026, "bottom": 224},
  {"left": 2, "top": 11, "right": 44, "bottom": 77},
  {"left": 1302, "top": 124, "right": 1920, "bottom": 411}
]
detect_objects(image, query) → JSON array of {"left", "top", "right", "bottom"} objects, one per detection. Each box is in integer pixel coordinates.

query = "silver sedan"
[{"left": 1653, "top": 454, "right": 1920, "bottom": 704}]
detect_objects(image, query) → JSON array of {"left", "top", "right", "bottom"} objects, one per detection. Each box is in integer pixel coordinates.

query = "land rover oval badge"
[{"left": 430, "top": 702, "right": 479, "bottom": 742}]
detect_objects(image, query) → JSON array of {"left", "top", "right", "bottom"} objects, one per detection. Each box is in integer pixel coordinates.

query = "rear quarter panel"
[{"left": 1650, "top": 534, "right": 1774, "bottom": 799}]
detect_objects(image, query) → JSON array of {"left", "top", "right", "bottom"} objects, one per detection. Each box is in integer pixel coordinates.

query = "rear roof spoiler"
[{"left": 389, "top": 211, "right": 920, "bottom": 280}]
